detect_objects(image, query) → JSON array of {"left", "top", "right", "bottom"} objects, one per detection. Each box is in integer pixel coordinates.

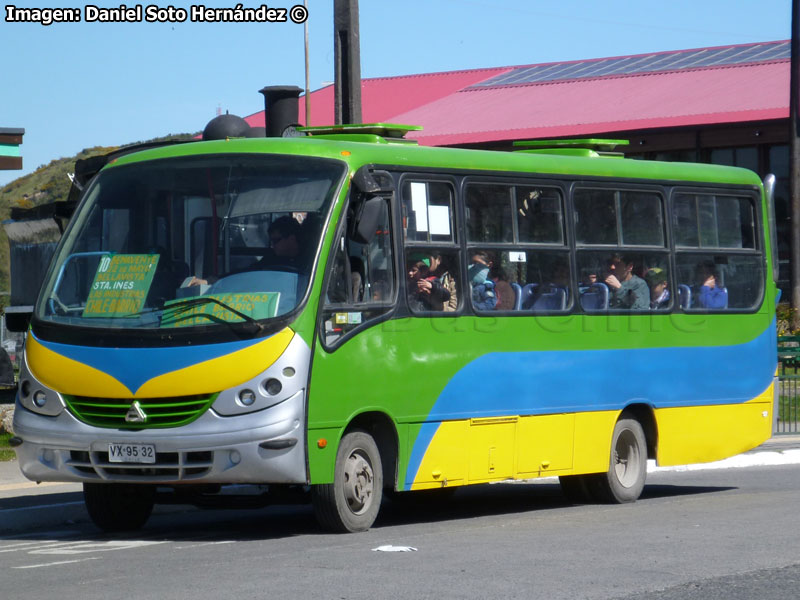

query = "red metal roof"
[
  {"left": 244, "top": 66, "right": 512, "bottom": 129},
  {"left": 245, "top": 41, "right": 789, "bottom": 146}
]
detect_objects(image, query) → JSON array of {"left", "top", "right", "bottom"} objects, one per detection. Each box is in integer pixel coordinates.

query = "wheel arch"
[
  {"left": 344, "top": 411, "right": 399, "bottom": 492},
  {"left": 620, "top": 403, "right": 658, "bottom": 460}
]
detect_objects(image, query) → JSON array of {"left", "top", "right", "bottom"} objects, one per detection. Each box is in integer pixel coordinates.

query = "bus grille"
[
  {"left": 67, "top": 450, "right": 213, "bottom": 480},
  {"left": 63, "top": 394, "right": 217, "bottom": 429}
]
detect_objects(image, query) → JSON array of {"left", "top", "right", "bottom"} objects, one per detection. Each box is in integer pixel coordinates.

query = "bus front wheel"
[
  {"left": 83, "top": 482, "right": 155, "bottom": 532},
  {"left": 593, "top": 417, "right": 647, "bottom": 503},
  {"left": 312, "top": 430, "right": 383, "bottom": 533}
]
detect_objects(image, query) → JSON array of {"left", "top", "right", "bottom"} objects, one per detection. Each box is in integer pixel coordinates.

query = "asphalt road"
[{"left": 1, "top": 464, "right": 799, "bottom": 600}]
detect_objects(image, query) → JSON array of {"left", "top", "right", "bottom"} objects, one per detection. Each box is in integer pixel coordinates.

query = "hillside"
[{"left": 0, "top": 134, "right": 196, "bottom": 310}]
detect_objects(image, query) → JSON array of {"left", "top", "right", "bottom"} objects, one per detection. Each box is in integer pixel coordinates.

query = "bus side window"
[
  {"left": 673, "top": 193, "right": 762, "bottom": 311},
  {"left": 322, "top": 197, "right": 396, "bottom": 347}
]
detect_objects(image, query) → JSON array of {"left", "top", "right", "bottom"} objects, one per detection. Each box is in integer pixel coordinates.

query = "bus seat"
[
  {"left": 532, "top": 286, "right": 567, "bottom": 311},
  {"left": 678, "top": 284, "right": 691, "bottom": 309},
  {"left": 579, "top": 282, "right": 608, "bottom": 311},
  {"left": 511, "top": 282, "right": 523, "bottom": 311},
  {"left": 519, "top": 283, "right": 538, "bottom": 310}
]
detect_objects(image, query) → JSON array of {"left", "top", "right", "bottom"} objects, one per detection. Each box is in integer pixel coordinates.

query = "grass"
[{"left": 0, "top": 433, "right": 15, "bottom": 462}]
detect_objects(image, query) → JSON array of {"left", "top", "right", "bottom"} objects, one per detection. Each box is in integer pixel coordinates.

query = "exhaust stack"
[{"left": 259, "top": 85, "right": 303, "bottom": 137}]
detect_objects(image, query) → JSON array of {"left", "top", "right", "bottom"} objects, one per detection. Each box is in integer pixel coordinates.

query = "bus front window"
[{"left": 35, "top": 154, "right": 345, "bottom": 333}]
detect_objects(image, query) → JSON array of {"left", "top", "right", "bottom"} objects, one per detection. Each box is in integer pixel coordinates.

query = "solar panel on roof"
[{"left": 472, "top": 41, "right": 789, "bottom": 88}]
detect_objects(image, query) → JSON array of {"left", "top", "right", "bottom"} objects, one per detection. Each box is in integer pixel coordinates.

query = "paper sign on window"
[
  {"left": 410, "top": 182, "right": 429, "bottom": 232},
  {"left": 161, "top": 292, "right": 280, "bottom": 327},
  {"left": 428, "top": 205, "right": 451, "bottom": 236},
  {"left": 82, "top": 254, "right": 160, "bottom": 317}
]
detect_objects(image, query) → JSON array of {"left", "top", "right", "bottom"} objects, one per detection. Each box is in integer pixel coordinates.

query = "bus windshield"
[{"left": 35, "top": 153, "right": 346, "bottom": 332}]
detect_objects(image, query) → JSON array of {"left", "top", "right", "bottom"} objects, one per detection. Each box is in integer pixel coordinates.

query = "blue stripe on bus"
[
  {"left": 405, "top": 321, "right": 776, "bottom": 489},
  {"left": 32, "top": 333, "right": 265, "bottom": 394}
]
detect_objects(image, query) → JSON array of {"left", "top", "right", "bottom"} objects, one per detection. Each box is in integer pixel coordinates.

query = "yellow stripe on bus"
[
  {"left": 26, "top": 335, "right": 132, "bottom": 398},
  {"left": 136, "top": 328, "right": 295, "bottom": 397},
  {"left": 26, "top": 328, "right": 296, "bottom": 398},
  {"left": 409, "top": 383, "right": 774, "bottom": 490}
]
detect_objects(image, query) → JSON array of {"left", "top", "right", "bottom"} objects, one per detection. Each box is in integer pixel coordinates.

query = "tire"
[
  {"left": 593, "top": 417, "right": 648, "bottom": 503},
  {"left": 312, "top": 430, "right": 383, "bottom": 533},
  {"left": 83, "top": 483, "right": 155, "bottom": 532}
]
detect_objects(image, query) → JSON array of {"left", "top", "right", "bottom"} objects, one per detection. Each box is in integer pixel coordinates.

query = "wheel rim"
[
  {"left": 613, "top": 428, "right": 641, "bottom": 488},
  {"left": 343, "top": 448, "right": 375, "bottom": 515}
]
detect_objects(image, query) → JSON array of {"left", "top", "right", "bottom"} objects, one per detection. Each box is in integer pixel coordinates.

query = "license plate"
[{"left": 108, "top": 443, "right": 156, "bottom": 464}]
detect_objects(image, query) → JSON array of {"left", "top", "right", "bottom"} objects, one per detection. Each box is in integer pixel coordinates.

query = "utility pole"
[
  {"left": 303, "top": 0, "right": 311, "bottom": 126},
  {"left": 333, "top": 0, "right": 362, "bottom": 125},
  {"left": 792, "top": 0, "right": 800, "bottom": 323}
]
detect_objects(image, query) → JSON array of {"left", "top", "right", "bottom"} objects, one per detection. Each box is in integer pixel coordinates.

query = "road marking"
[
  {"left": 174, "top": 540, "right": 235, "bottom": 550},
  {"left": 13, "top": 557, "right": 101, "bottom": 569},
  {"left": 0, "top": 540, "right": 83, "bottom": 554},
  {"left": 30, "top": 540, "right": 166, "bottom": 555}
]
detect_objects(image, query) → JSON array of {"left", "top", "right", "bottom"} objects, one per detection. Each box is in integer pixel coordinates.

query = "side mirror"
[
  {"left": 4, "top": 306, "right": 33, "bottom": 333},
  {"left": 763, "top": 173, "right": 779, "bottom": 283},
  {"left": 352, "top": 197, "right": 385, "bottom": 244},
  {"left": 352, "top": 166, "right": 394, "bottom": 194}
]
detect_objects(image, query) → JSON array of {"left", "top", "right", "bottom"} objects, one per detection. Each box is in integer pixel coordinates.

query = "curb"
[{"left": 0, "top": 494, "right": 88, "bottom": 535}]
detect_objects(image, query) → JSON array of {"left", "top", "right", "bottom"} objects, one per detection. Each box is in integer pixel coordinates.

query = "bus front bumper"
[{"left": 12, "top": 390, "right": 308, "bottom": 485}]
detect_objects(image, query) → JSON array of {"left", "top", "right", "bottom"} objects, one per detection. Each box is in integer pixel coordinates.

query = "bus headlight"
[
  {"left": 18, "top": 359, "right": 65, "bottom": 417},
  {"left": 238, "top": 389, "right": 257, "bottom": 407},
  {"left": 32, "top": 390, "right": 48, "bottom": 408},
  {"left": 263, "top": 378, "right": 282, "bottom": 396}
]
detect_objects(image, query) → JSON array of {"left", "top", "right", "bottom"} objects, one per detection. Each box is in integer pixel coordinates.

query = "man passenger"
[{"left": 604, "top": 254, "right": 649, "bottom": 310}]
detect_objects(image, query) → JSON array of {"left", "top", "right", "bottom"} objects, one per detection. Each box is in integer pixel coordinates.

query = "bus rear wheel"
[
  {"left": 83, "top": 482, "right": 155, "bottom": 532},
  {"left": 593, "top": 417, "right": 647, "bottom": 503},
  {"left": 312, "top": 430, "right": 383, "bottom": 533}
]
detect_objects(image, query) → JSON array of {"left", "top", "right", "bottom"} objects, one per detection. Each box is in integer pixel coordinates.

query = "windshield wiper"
[{"left": 127, "top": 297, "right": 264, "bottom": 334}]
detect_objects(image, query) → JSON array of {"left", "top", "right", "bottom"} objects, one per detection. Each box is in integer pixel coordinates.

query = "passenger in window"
[
  {"left": 645, "top": 267, "right": 670, "bottom": 309},
  {"left": 370, "top": 280, "right": 390, "bottom": 302},
  {"left": 261, "top": 216, "right": 305, "bottom": 267},
  {"left": 693, "top": 261, "right": 728, "bottom": 309},
  {"left": 407, "top": 253, "right": 452, "bottom": 311},
  {"left": 428, "top": 252, "right": 458, "bottom": 312},
  {"left": 469, "top": 251, "right": 497, "bottom": 311},
  {"left": 490, "top": 263, "right": 515, "bottom": 311},
  {"left": 604, "top": 254, "right": 649, "bottom": 310}
]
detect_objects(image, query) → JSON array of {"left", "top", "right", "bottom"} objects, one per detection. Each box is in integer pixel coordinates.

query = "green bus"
[{"left": 12, "top": 125, "right": 777, "bottom": 532}]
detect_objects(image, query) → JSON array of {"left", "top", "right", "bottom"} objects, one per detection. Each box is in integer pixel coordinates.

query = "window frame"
[
  {"left": 668, "top": 186, "right": 765, "bottom": 314},
  {"left": 318, "top": 187, "right": 400, "bottom": 351},
  {"left": 572, "top": 182, "right": 668, "bottom": 250},
  {"left": 399, "top": 173, "right": 464, "bottom": 317},
  {"left": 462, "top": 176, "right": 568, "bottom": 247}
]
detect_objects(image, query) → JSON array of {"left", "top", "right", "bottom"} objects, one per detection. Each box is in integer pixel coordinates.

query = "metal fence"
[{"left": 777, "top": 336, "right": 800, "bottom": 434}]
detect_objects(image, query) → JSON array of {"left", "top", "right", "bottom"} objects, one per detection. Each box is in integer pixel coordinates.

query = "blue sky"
[{"left": 0, "top": 0, "right": 792, "bottom": 188}]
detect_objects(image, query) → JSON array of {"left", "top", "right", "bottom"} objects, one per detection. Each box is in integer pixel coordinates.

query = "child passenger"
[{"left": 645, "top": 267, "right": 670, "bottom": 309}]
